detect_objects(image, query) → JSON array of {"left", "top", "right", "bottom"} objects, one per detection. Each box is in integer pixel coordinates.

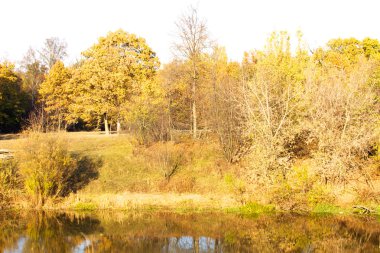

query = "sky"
[{"left": 1, "top": 0, "right": 380, "bottom": 66}]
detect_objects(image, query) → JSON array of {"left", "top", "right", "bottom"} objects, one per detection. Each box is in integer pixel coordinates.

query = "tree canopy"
[
  {"left": 71, "top": 29, "right": 160, "bottom": 134},
  {"left": 0, "top": 63, "right": 26, "bottom": 133}
]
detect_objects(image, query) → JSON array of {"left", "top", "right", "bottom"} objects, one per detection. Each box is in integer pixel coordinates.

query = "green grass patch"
[
  {"left": 228, "top": 202, "right": 275, "bottom": 216},
  {"left": 311, "top": 203, "right": 344, "bottom": 214},
  {"left": 375, "top": 205, "right": 380, "bottom": 215},
  {"left": 73, "top": 202, "right": 97, "bottom": 211}
]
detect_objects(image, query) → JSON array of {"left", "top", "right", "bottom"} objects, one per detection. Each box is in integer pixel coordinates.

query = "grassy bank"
[{"left": 0, "top": 132, "right": 379, "bottom": 215}]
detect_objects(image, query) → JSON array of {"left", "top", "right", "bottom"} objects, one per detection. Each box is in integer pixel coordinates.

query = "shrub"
[
  {"left": 144, "top": 141, "right": 189, "bottom": 182},
  {"left": 238, "top": 202, "right": 275, "bottom": 215},
  {"left": 0, "top": 159, "right": 20, "bottom": 203},
  {"left": 354, "top": 187, "right": 380, "bottom": 204},
  {"left": 269, "top": 164, "right": 335, "bottom": 211},
  {"left": 307, "top": 184, "right": 335, "bottom": 207},
  {"left": 18, "top": 134, "right": 78, "bottom": 207},
  {"left": 224, "top": 173, "right": 247, "bottom": 204}
]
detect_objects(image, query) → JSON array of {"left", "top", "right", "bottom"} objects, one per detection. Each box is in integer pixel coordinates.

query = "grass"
[
  {"left": 73, "top": 202, "right": 97, "bottom": 211},
  {"left": 0, "top": 132, "right": 242, "bottom": 210},
  {"left": 227, "top": 202, "right": 276, "bottom": 216},
  {"left": 1, "top": 132, "right": 230, "bottom": 195},
  {"left": 1, "top": 132, "right": 379, "bottom": 213},
  {"left": 62, "top": 133, "right": 230, "bottom": 194},
  {"left": 59, "top": 192, "right": 238, "bottom": 211},
  {"left": 311, "top": 203, "right": 345, "bottom": 214}
]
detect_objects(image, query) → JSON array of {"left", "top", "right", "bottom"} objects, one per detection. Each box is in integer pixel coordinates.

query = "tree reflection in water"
[{"left": 0, "top": 211, "right": 379, "bottom": 252}]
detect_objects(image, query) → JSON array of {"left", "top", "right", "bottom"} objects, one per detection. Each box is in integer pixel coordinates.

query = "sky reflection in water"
[{"left": 0, "top": 211, "right": 379, "bottom": 253}]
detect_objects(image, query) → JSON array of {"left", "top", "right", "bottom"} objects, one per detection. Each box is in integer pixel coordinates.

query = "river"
[{"left": 0, "top": 211, "right": 379, "bottom": 252}]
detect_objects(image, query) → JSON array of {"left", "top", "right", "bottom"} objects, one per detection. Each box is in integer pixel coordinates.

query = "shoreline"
[{"left": 4, "top": 192, "right": 380, "bottom": 216}]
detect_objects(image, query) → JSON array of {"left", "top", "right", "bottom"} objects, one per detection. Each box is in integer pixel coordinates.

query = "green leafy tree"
[{"left": 0, "top": 62, "right": 27, "bottom": 133}]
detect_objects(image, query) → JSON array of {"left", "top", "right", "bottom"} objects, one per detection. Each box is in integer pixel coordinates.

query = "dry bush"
[
  {"left": 237, "top": 37, "right": 379, "bottom": 189},
  {"left": 354, "top": 187, "right": 380, "bottom": 204},
  {"left": 268, "top": 164, "right": 335, "bottom": 211},
  {"left": 24, "top": 107, "right": 54, "bottom": 133},
  {"left": 305, "top": 57, "right": 379, "bottom": 183},
  {"left": 234, "top": 32, "right": 310, "bottom": 183},
  {"left": 144, "top": 141, "right": 190, "bottom": 183},
  {"left": 160, "top": 176, "right": 196, "bottom": 193},
  {"left": 213, "top": 72, "right": 252, "bottom": 164},
  {"left": 0, "top": 159, "right": 20, "bottom": 204}
]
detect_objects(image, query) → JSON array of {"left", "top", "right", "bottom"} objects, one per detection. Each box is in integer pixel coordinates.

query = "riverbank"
[
  {"left": 11, "top": 192, "right": 380, "bottom": 216},
  {"left": 0, "top": 132, "right": 379, "bottom": 214}
]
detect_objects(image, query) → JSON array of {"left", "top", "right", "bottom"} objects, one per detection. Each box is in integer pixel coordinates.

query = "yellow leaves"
[
  {"left": 0, "top": 62, "right": 18, "bottom": 83},
  {"left": 70, "top": 29, "right": 161, "bottom": 126},
  {"left": 38, "top": 61, "right": 72, "bottom": 128},
  {"left": 316, "top": 37, "right": 380, "bottom": 71},
  {"left": 39, "top": 61, "right": 71, "bottom": 111}
]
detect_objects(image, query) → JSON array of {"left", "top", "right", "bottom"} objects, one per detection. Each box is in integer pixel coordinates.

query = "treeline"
[{"left": 1, "top": 8, "right": 379, "bottom": 185}]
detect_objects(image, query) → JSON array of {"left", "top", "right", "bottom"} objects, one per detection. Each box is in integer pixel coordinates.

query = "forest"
[{"left": 0, "top": 8, "right": 379, "bottom": 211}]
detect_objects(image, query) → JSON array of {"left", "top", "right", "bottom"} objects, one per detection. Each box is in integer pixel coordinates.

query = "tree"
[
  {"left": 126, "top": 78, "right": 168, "bottom": 143},
  {"left": 307, "top": 49, "right": 379, "bottom": 183},
  {"left": 21, "top": 48, "right": 47, "bottom": 107},
  {"left": 174, "top": 6, "right": 211, "bottom": 138},
  {"left": 0, "top": 62, "right": 27, "bottom": 133},
  {"left": 39, "top": 37, "right": 68, "bottom": 69},
  {"left": 72, "top": 29, "right": 160, "bottom": 134},
  {"left": 240, "top": 31, "right": 309, "bottom": 177},
  {"left": 39, "top": 61, "right": 72, "bottom": 131},
  {"left": 313, "top": 37, "right": 380, "bottom": 69},
  {"left": 159, "top": 60, "right": 193, "bottom": 134},
  {"left": 206, "top": 46, "right": 248, "bottom": 162}
]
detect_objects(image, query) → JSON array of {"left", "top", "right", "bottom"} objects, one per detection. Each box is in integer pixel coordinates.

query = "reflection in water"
[{"left": 0, "top": 211, "right": 379, "bottom": 252}]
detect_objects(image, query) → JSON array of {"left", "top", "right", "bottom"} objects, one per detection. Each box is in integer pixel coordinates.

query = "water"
[{"left": 0, "top": 211, "right": 379, "bottom": 252}]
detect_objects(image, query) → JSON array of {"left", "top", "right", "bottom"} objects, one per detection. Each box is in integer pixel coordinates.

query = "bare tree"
[
  {"left": 39, "top": 37, "right": 67, "bottom": 69},
  {"left": 21, "top": 48, "right": 47, "bottom": 107},
  {"left": 173, "top": 6, "right": 210, "bottom": 138}
]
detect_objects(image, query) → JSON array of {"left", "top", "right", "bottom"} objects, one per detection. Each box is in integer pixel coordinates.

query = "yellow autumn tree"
[
  {"left": 72, "top": 29, "right": 160, "bottom": 134},
  {"left": 39, "top": 61, "right": 72, "bottom": 131}
]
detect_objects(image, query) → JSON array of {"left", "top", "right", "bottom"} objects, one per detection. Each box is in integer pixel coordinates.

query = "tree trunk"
[
  {"left": 192, "top": 61, "right": 197, "bottom": 139},
  {"left": 192, "top": 100, "right": 197, "bottom": 139},
  {"left": 116, "top": 119, "right": 121, "bottom": 135},
  {"left": 104, "top": 113, "right": 110, "bottom": 135},
  {"left": 96, "top": 116, "right": 101, "bottom": 131},
  {"left": 57, "top": 113, "right": 61, "bottom": 132},
  {"left": 168, "top": 100, "right": 173, "bottom": 141},
  {"left": 194, "top": 237, "right": 199, "bottom": 253}
]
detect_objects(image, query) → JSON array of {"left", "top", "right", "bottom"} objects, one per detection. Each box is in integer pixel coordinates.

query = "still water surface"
[{"left": 0, "top": 211, "right": 379, "bottom": 252}]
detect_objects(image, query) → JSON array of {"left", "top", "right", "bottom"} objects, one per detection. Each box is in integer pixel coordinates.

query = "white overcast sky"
[{"left": 1, "top": 0, "right": 380, "bottom": 65}]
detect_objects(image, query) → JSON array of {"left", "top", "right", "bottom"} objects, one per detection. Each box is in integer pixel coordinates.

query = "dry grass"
[
  {"left": 1, "top": 132, "right": 379, "bottom": 211},
  {"left": 0, "top": 132, "right": 237, "bottom": 208},
  {"left": 59, "top": 192, "right": 238, "bottom": 210}
]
